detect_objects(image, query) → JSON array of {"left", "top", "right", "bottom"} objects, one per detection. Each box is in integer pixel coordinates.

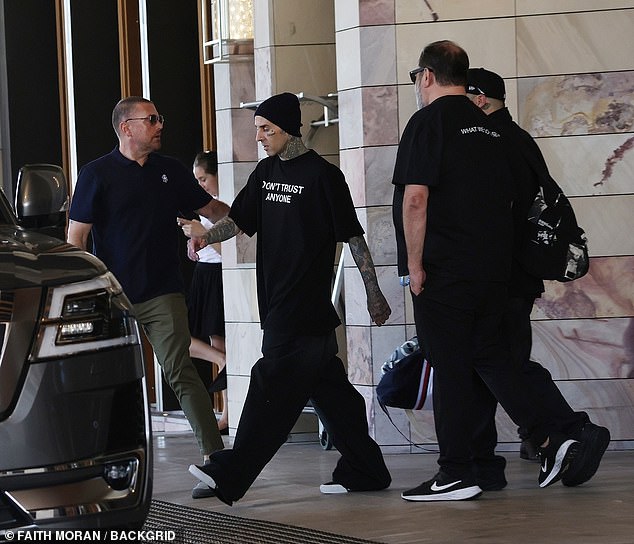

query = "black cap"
[
  {"left": 254, "top": 92, "right": 302, "bottom": 137},
  {"left": 466, "top": 68, "right": 506, "bottom": 101}
]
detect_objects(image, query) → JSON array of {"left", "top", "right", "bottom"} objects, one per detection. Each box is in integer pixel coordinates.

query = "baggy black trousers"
[
  {"left": 412, "top": 279, "right": 550, "bottom": 478},
  {"left": 470, "top": 295, "right": 589, "bottom": 462},
  {"left": 205, "top": 330, "right": 391, "bottom": 501}
]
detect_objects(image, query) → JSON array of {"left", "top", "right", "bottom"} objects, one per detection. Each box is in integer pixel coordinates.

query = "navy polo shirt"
[{"left": 69, "top": 148, "right": 211, "bottom": 303}]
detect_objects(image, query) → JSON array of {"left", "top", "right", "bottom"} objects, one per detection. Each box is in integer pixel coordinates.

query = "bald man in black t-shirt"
[{"left": 392, "top": 40, "right": 600, "bottom": 501}]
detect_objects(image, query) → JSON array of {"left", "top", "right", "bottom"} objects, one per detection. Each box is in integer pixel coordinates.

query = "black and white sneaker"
[
  {"left": 562, "top": 423, "right": 610, "bottom": 487},
  {"left": 401, "top": 471, "right": 482, "bottom": 501},
  {"left": 190, "top": 463, "right": 217, "bottom": 490},
  {"left": 191, "top": 460, "right": 215, "bottom": 499},
  {"left": 189, "top": 463, "right": 233, "bottom": 506},
  {"left": 537, "top": 433, "right": 579, "bottom": 488}
]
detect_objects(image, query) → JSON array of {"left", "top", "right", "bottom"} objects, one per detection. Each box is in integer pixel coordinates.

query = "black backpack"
[{"left": 516, "top": 149, "right": 589, "bottom": 282}]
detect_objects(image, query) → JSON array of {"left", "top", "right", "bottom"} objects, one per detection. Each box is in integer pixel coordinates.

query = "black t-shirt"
[
  {"left": 488, "top": 108, "right": 545, "bottom": 297},
  {"left": 229, "top": 150, "right": 364, "bottom": 334},
  {"left": 392, "top": 95, "right": 514, "bottom": 282}
]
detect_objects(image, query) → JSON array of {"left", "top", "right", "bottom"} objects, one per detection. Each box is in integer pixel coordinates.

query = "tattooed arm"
[
  {"left": 178, "top": 216, "right": 241, "bottom": 253},
  {"left": 348, "top": 235, "right": 391, "bottom": 326}
]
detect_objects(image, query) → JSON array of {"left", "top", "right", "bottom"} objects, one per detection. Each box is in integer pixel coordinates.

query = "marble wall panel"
[
  {"left": 334, "top": 0, "right": 358, "bottom": 32},
  {"left": 365, "top": 205, "right": 395, "bottom": 266},
  {"left": 253, "top": 0, "right": 272, "bottom": 48},
  {"left": 227, "top": 374, "right": 250, "bottom": 428},
  {"left": 362, "top": 86, "right": 399, "bottom": 147},
  {"left": 371, "top": 324, "right": 409, "bottom": 385},
  {"left": 236, "top": 233, "right": 257, "bottom": 265},
  {"left": 273, "top": 45, "right": 337, "bottom": 97},
  {"left": 405, "top": 408, "right": 437, "bottom": 445},
  {"left": 397, "top": 84, "right": 417, "bottom": 136},
  {"left": 395, "top": 19, "right": 516, "bottom": 84},
  {"left": 518, "top": 72, "right": 634, "bottom": 138},
  {"left": 356, "top": 384, "right": 377, "bottom": 438},
  {"left": 340, "top": 148, "right": 365, "bottom": 207},
  {"left": 571, "top": 195, "right": 634, "bottom": 257},
  {"left": 517, "top": 11, "right": 634, "bottom": 76},
  {"left": 359, "top": 0, "right": 394, "bottom": 26},
  {"left": 336, "top": 28, "right": 362, "bottom": 91},
  {"left": 530, "top": 317, "right": 633, "bottom": 380},
  {"left": 224, "top": 161, "right": 255, "bottom": 201},
  {"left": 363, "top": 145, "right": 398, "bottom": 207},
  {"left": 334, "top": 2, "right": 397, "bottom": 32},
  {"left": 516, "top": 0, "right": 634, "bottom": 17},
  {"left": 336, "top": 88, "right": 363, "bottom": 150},
  {"left": 345, "top": 266, "right": 372, "bottom": 327},
  {"left": 395, "top": 0, "right": 514, "bottom": 23},
  {"left": 532, "top": 256, "right": 634, "bottom": 320},
  {"left": 231, "top": 61, "right": 257, "bottom": 107},
  {"left": 359, "top": 26, "right": 396, "bottom": 86},
  {"left": 213, "top": 63, "right": 232, "bottom": 111},
  {"left": 536, "top": 134, "right": 634, "bottom": 196},
  {"left": 347, "top": 325, "right": 372, "bottom": 385},
  {"left": 222, "top": 268, "right": 259, "bottom": 322},
  {"left": 339, "top": 86, "right": 399, "bottom": 149},
  {"left": 214, "top": 61, "right": 257, "bottom": 110},
  {"left": 272, "top": 0, "right": 335, "bottom": 45},
  {"left": 254, "top": 46, "right": 274, "bottom": 99},
  {"left": 374, "top": 398, "right": 413, "bottom": 448},
  {"left": 225, "top": 322, "right": 263, "bottom": 377},
  {"left": 228, "top": 108, "right": 260, "bottom": 163}
]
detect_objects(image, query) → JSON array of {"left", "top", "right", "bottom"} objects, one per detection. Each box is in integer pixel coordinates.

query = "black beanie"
[{"left": 254, "top": 92, "right": 302, "bottom": 137}]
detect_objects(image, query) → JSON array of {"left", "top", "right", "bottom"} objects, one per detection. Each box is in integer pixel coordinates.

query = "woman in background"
[{"left": 187, "top": 151, "right": 229, "bottom": 433}]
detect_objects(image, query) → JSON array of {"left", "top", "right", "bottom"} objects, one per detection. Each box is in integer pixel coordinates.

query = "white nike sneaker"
[{"left": 401, "top": 471, "right": 482, "bottom": 501}]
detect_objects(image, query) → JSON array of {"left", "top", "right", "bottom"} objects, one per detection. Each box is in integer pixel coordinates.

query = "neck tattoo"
[{"left": 279, "top": 136, "right": 309, "bottom": 160}]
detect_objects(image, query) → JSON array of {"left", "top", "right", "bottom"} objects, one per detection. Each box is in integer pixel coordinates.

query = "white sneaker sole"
[
  {"left": 320, "top": 483, "right": 349, "bottom": 494},
  {"left": 189, "top": 464, "right": 217, "bottom": 489}
]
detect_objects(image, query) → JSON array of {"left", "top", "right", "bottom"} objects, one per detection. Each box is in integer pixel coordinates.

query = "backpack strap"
[
  {"left": 377, "top": 400, "right": 438, "bottom": 453},
  {"left": 515, "top": 134, "right": 563, "bottom": 205}
]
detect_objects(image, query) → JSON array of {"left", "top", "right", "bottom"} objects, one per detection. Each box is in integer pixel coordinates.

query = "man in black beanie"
[{"left": 180, "top": 92, "right": 392, "bottom": 505}]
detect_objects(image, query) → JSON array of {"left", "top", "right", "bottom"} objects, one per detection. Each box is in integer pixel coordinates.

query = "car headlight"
[{"left": 31, "top": 272, "right": 141, "bottom": 360}]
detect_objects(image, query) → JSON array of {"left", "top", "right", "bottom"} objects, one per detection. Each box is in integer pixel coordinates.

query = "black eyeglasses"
[
  {"left": 409, "top": 66, "right": 433, "bottom": 83},
  {"left": 125, "top": 114, "right": 165, "bottom": 125}
]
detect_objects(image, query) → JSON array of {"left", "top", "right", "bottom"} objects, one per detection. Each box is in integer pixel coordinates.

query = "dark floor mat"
[{"left": 144, "top": 499, "right": 382, "bottom": 544}]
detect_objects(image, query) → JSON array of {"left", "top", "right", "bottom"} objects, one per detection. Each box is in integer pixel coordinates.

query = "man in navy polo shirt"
[{"left": 68, "top": 96, "right": 229, "bottom": 497}]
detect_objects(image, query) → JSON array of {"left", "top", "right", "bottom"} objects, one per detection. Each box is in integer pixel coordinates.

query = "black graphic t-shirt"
[
  {"left": 229, "top": 150, "right": 364, "bottom": 334},
  {"left": 392, "top": 95, "right": 514, "bottom": 282}
]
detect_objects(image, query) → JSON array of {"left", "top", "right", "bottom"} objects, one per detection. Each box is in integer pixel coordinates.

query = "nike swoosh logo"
[
  {"left": 541, "top": 462, "right": 548, "bottom": 473},
  {"left": 430, "top": 480, "right": 461, "bottom": 491}
]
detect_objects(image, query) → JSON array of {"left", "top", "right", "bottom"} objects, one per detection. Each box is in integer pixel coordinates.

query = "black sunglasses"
[
  {"left": 409, "top": 66, "right": 433, "bottom": 83},
  {"left": 125, "top": 114, "right": 165, "bottom": 125}
]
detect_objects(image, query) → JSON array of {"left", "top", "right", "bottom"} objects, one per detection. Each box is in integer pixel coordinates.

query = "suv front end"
[{"left": 0, "top": 165, "right": 152, "bottom": 534}]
